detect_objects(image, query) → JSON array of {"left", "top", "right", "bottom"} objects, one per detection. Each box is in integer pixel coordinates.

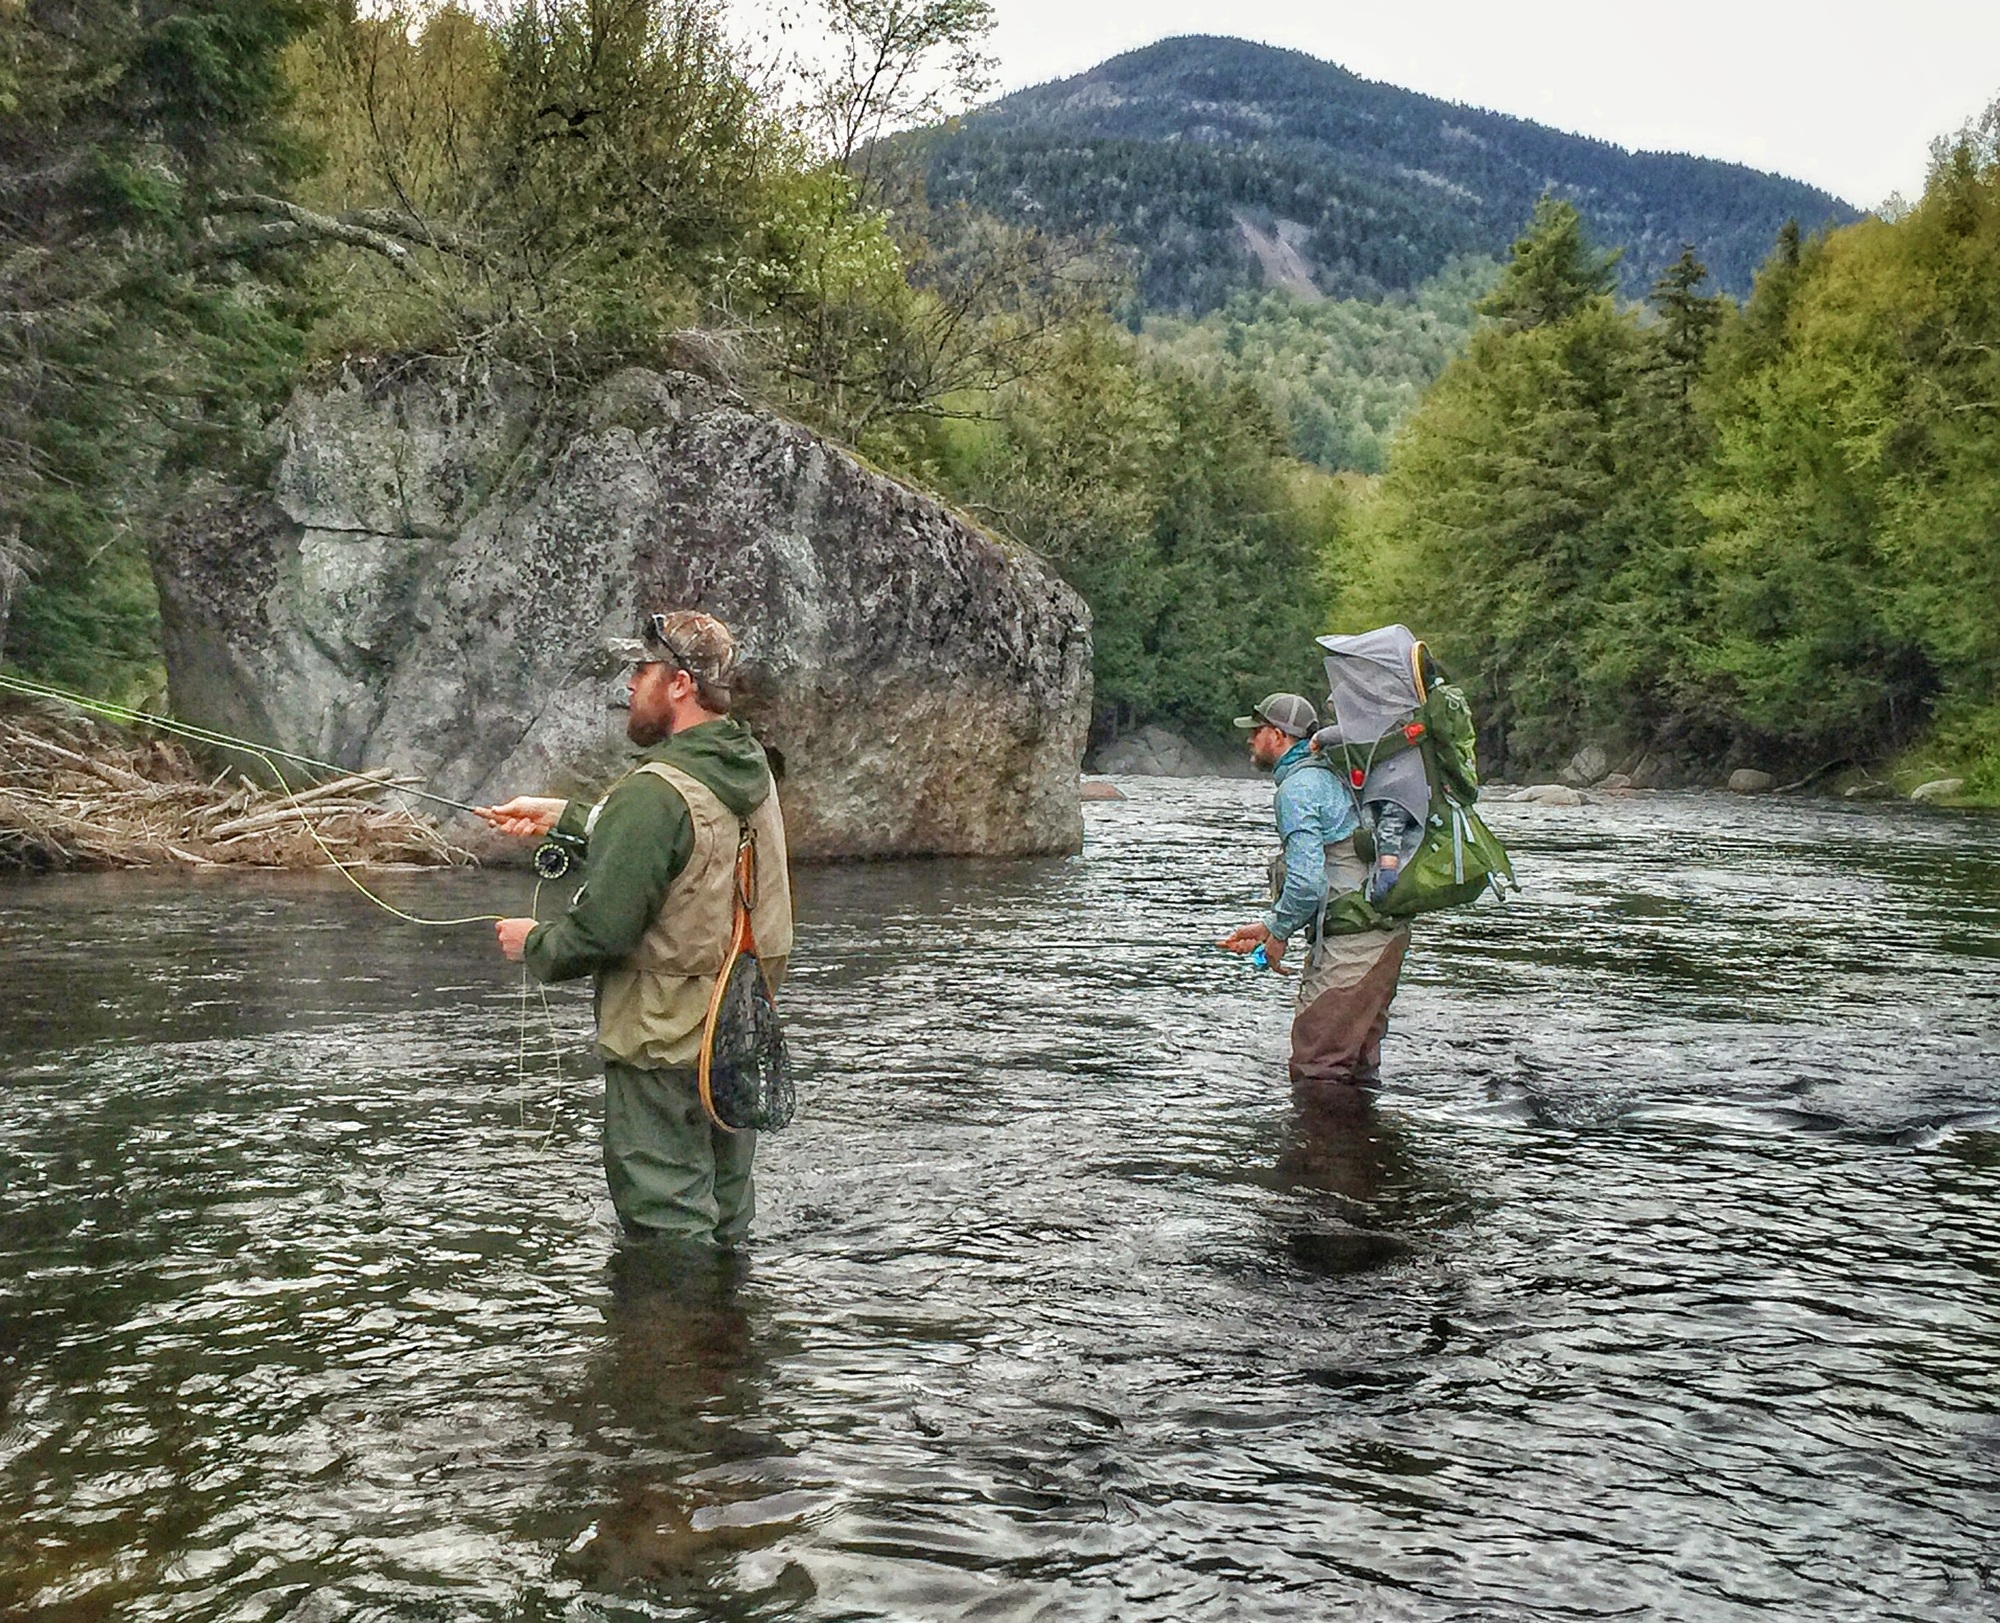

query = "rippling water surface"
[{"left": 2, "top": 784, "right": 1997, "bottom": 1620}]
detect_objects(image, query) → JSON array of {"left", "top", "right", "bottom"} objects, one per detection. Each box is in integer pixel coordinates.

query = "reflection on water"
[{"left": 2, "top": 785, "right": 1998, "bottom": 1620}]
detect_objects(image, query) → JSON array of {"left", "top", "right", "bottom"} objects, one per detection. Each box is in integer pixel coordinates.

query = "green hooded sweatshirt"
[{"left": 523, "top": 717, "right": 774, "bottom": 986}]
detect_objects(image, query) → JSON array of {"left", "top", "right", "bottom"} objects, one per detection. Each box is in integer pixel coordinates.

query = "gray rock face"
[
  {"left": 1728, "top": 769, "right": 1776, "bottom": 795},
  {"left": 1624, "top": 752, "right": 1679, "bottom": 790},
  {"left": 155, "top": 357, "right": 1092, "bottom": 860},
  {"left": 1561, "top": 745, "right": 1610, "bottom": 786},
  {"left": 1088, "top": 724, "right": 1253, "bottom": 777}
]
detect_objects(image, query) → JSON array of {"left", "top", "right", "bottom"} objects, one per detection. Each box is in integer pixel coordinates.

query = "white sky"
[{"left": 974, "top": 1, "right": 1999, "bottom": 210}]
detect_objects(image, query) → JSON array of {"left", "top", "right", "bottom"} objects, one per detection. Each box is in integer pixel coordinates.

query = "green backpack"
[{"left": 1316, "top": 677, "right": 1517, "bottom": 937}]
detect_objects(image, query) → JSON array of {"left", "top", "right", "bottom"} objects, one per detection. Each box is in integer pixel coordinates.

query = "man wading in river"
[
  {"left": 1218, "top": 693, "right": 1412, "bottom": 1090},
  {"left": 480, "top": 611, "right": 792, "bottom": 1246}
]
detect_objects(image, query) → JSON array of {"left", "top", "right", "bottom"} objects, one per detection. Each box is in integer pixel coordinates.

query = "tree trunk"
[{"left": 0, "top": 529, "right": 26, "bottom": 667}]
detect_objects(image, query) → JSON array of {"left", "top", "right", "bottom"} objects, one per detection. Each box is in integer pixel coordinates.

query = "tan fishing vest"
[{"left": 594, "top": 761, "right": 793, "bottom": 1070}]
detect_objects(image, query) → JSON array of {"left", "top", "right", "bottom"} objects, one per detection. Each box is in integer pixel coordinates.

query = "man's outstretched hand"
[
  {"left": 1218, "top": 922, "right": 1288, "bottom": 972},
  {"left": 476, "top": 796, "right": 565, "bottom": 838}
]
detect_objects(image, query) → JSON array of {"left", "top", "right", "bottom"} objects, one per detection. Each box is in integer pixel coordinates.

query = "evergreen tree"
[
  {"left": 934, "top": 322, "right": 1332, "bottom": 739},
  {"left": 1698, "top": 112, "right": 2000, "bottom": 779},
  {"left": 1649, "top": 246, "right": 1725, "bottom": 388},
  {"left": 0, "top": 0, "right": 325, "bottom": 688},
  {"left": 1474, "top": 196, "right": 1621, "bottom": 332}
]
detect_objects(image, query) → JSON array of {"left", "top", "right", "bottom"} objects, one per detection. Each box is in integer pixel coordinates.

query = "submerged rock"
[{"left": 155, "top": 357, "right": 1092, "bottom": 860}]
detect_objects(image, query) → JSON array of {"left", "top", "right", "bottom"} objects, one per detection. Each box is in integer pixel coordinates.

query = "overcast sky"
[{"left": 973, "top": 1, "right": 1996, "bottom": 209}]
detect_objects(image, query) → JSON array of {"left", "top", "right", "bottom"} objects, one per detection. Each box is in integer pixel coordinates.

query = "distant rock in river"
[{"left": 155, "top": 356, "right": 1092, "bottom": 859}]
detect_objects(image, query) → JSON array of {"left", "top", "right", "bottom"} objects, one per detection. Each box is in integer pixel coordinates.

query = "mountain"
[{"left": 904, "top": 36, "right": 1862, "bottom": 312}]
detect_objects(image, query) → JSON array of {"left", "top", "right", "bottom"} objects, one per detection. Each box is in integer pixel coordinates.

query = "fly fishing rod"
[{"left": 0, "top": 670, "right": 487, "bottom": 818}]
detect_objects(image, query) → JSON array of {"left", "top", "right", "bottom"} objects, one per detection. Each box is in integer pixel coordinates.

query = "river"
[{"left": 2, "top": 783, "right": 1996, "bottom": 1620}]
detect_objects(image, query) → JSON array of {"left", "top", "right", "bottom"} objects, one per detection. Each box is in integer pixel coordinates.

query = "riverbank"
[{"left": 0, "top": 702, "right": 472, "bottom": 872}]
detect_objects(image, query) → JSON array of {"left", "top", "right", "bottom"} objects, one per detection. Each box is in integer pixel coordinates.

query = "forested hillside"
[
  {"left": 1344, "top": 144, "right": 2000, "bottom": 798},
  {"left": 0, "top": 0, "right": 1331, "bottom": 751},
  {"left": 904, "top": 35, "right": 1861, "bottom": 312},
  {"left": 2, "top": 2, "right": 1990, "bottom": 797},
  {"left": 1141, "top": 257, "right": 1496, "bottom": 473}
]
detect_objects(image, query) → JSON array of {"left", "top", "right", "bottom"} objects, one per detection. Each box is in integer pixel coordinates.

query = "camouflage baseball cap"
[
  {"left": 1233, "top": 692, "right": 1318, "bottom": 738},
  {"left": 606, "top": 610, "right": 738, "bottom": 695}
]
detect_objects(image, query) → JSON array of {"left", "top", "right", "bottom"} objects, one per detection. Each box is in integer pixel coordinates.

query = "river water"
[{"left": 1, "top": 783, "right": 1997, "bottom": 1621}]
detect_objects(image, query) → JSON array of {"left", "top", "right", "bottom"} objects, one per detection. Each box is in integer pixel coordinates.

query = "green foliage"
[
  {"left": 285, "top": 0, "right": 808, "bottom": 363},
  {"left": 1911, "top": 701, "right": 2000, "bottom": 800},
  {"left": 1347, "top": 106, "right": 2000, "bottom": 796},
  {"left": 1696, "top": 114, "right": 2000, "bottom": 770},
  {"left": 1349, "top": 302, "right": 1643, "bottom": 771},
  {"left": 1345, "top": 202, "right": 1742, "bottom": 775},
  {"left": 1140, "top": 257, "right": 1495, "bottom": 472},
  {"left": 927, "top": 323, "right": 1332, "bottom": 737},
  {"left": 1476, "top": 197, "right": 1620, "bottom": 330},
  {"left": 1, "top": 0, "right": 323, "bottom": 690},
  {"left": 283, "top": 0, "right": 1074, "bottom": 446}
]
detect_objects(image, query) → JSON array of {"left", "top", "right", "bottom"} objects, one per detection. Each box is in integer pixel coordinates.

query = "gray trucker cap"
[{"left": 1233, "top": 692, "right": 1319, "bottom": 738}]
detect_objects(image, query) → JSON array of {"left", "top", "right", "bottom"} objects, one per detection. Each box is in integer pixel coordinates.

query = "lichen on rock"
[{"left": 156, "top": 355, "right": 1092, "bottom": 860}]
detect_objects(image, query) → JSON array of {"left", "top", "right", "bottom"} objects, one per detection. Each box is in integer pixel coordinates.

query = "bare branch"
[{"left": 203, "top": 195, "right": 430, "bottom": 281}]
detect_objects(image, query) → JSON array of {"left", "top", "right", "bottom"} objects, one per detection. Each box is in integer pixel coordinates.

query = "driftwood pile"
[{"left": 0, "top": 704, "right": 475, "bottom": 872}]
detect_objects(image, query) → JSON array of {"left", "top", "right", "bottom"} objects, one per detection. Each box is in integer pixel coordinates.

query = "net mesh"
[{"left": 706, "top": 953, "right": 794, "bottom": 1132}]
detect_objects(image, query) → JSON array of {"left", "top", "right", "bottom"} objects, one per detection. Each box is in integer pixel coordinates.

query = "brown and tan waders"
[{"left": 1288, "top": 838, "right": 1411, "bottom": 1092}]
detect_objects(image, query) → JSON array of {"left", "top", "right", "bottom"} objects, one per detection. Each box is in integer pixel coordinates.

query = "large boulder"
[{"left": 155, "top": 357, "right": 1092, "bottom": 860}]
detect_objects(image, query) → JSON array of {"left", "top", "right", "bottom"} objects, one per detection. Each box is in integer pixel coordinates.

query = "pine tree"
[
  {"left": 1474, "top": 196, "right": 1621, "bottom": 331},
  {"left": 0, "top": 0, "right": 325, "bottom": 687},
  {"left": 1649, "top": 246, "right": 1725, "bottom": 388}
]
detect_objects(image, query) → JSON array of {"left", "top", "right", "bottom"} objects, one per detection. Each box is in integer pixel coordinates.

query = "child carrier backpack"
[{"left": 1313, "top": 625, "right": 1516, "bottom": 936}]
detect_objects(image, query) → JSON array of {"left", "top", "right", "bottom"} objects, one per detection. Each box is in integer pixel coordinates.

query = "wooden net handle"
[{"left": 696, "top": 829, "right": 759, "bottom": 1132}]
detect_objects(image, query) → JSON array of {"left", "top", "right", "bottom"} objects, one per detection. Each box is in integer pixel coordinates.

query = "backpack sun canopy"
[{"left": 1317, "top": 625, "right": 1429, "bottom": 823}]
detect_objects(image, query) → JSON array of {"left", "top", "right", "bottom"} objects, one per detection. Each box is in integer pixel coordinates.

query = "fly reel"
[{"left": 532, "top": 831, "right": 587, "bottom": 880}]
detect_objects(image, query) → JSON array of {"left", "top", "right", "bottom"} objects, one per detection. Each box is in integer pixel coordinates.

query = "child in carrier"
[{"left": 1311, "top": 626, "right": 1440, "bottom": 905}]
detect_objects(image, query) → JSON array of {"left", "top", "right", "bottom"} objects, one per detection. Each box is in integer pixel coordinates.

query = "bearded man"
[
  {"left": 1218, "top": 692, "right": 1411, "bottom": 1090},
  {"left": 482, "top": 609, "right": 791, "bottom": 1245}
]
